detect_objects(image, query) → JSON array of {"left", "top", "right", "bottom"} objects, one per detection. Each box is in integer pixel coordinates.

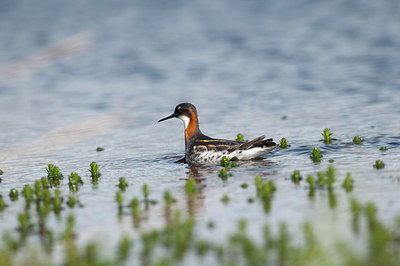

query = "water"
[{"left": 0, "top": 0, "right": 400, "bottom": 262}]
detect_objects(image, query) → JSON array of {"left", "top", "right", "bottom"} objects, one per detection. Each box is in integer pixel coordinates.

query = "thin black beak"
[{"left": 158, "top": 113, "right": 176, "bottom": 122}]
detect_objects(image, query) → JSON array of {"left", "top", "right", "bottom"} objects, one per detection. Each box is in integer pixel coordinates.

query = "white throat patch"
[{"left": 178, "top": 115, "right": 190, "bottom": 129}]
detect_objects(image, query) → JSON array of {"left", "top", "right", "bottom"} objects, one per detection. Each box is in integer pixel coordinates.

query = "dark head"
[{"left": 158, "top": 103, "right": 200, "bottom": 143}]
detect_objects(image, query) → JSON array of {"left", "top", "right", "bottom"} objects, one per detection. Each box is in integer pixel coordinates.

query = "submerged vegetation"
[{"left": 0, "top": 128, "right": 398, "bottom": 266}]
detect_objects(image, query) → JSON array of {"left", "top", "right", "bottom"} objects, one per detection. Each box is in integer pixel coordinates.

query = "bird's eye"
[{"left": 177, "top": 106, "right": 182, "bottom": 113}]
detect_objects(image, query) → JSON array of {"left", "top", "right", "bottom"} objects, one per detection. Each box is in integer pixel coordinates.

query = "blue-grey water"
[{"left": 0, "top": 0, "right": 400, "bottom": 263}]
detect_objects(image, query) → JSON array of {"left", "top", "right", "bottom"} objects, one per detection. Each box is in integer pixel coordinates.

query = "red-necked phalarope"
[{"left": 158, "top": 103, "right": 278, "bottom": 166}]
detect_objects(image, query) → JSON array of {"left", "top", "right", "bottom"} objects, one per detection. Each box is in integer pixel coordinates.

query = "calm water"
[{"left": 0, "top": 0, "right": 400, "bottom": 261}]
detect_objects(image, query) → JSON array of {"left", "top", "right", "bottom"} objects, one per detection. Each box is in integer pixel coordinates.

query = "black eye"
[{"left": 177, "top": 106, "right": 182, "bottom": 114}]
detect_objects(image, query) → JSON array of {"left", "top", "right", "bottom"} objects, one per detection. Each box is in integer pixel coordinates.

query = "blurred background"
[{"left": 1, "top": 0, "right": 399, "bottom": 148}]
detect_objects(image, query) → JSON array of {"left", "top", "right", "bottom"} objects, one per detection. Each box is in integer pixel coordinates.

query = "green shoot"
[
  {"left": 218, "top": 168, "right": 231, "bottom": 180},
  {"left": 53, "top": 190, "right": 62, "bottom": 214},
  {"left": 291, "top": 170, "right": 301, "bottom": 184},
  {"left": 116, "top": 191, "right": 123, "bottom": 214},
  {"left": 326, "top": 166, "right": 336, "bottom": 188},
  {"left": 310, "top": 147, "right": 322, "bottom": 162},
  {"left": 374, "top": 160, "right": 385, "bottom": 169},
  {"left": 306, "top": 174, "right": 316, "bottom": 190},
  {"left": 379, "top": 147, "right": 387, "bottom": 151},
  {"left": 68, "top": 172, "right": 83, "bottom": 192},
  {"left": 46, "top": 164, "right": 63, "bottom": 187},
  {"left": 353, "top": 136, "right": 363, "bottom": 144},
  {"left": 221, "top": 156, "right": 230, "bottom": 167},
  {"left": 221, "top": 195, "right": 230, "bottom": 204},
  {"left": 96, "top": 147, "right": 104, "bottom": 152},
  {"left": 0, "top": 195, "right": 6, "bottom": 211},
  {"left": 89, "top": 162, "right": 101, "bottom": 184},
  {"left": 117, "top": 235, "right": 132, "bottom": 263},
  {"left": 9, "top": 188, "right": 18, "bottom": 201},
  {"left": 118, "top": 178, "right": 128, "bottom": 191},
  {"left": 67, "top": 195, "right": 76, "bottom": 208},
  {"left": 185, "top": 178, "right": 196, "bottom": 195},
  {"left": 236, "top": 133, "right": 244, "bottom": 142},
  {"left": 322, "top": 128, "right": 333, "bottom": 144},
  {"left": 342, "top": 173, "right": 354, "bottom": 193},
  {"left": 143, "top": 184, "right": 149, "bottom": 200},
  {"left": 22, "top": 185, "right": 33, "bottom": 208},
  {"left": 280, "top": 138, "right": 289, "bottom": 148}
]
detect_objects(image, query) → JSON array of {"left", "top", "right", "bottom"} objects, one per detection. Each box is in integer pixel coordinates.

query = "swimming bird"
[{"left": 158, "top": 103, "right": 278, "bottom": 166}]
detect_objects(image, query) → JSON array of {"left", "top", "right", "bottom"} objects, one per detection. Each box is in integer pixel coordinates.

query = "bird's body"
[{"left": 158, "top": 103, "right": 278, "bottom": 166}]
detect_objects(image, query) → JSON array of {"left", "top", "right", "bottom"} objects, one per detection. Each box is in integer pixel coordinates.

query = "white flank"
[{"left": 190, "top": 146, "right": 275, "bottom": 166}]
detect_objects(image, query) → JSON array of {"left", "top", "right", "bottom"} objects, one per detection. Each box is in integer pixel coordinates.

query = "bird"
[{"left": 158, "top": 103, "right": 278, "bottom": 166}]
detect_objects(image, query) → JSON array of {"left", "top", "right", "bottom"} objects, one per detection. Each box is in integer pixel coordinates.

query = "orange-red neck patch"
[{"left": 185, "top": 109, "right": 198, "bottom": 144}]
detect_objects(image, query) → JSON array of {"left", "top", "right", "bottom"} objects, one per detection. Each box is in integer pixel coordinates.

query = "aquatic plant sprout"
[
  {"left": 322, "top": 128, "right": 333, "bottom": 144},
  {"left": 310, "top": 147, "right": 323, "bottom": 162},
  {"left": 280, "top": 137, "right": 289, "bottom": 148}
]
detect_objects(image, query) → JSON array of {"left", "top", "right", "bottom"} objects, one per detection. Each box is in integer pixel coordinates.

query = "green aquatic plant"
[
  {"left": 0, "top": 169, "right": 3, "bottom": 175},
  {"left": 116, "top": 235, "right": 132, "bottom": 264},
  {"left": 221, "top": 195, "right": 230, "bottom": 204},
  {"left": 118, "top": 178, "right": 128, "bottom": 191},
  {"left": 22, "top": 185, "right": 33, "bottom": 208},
  {"left": 163, "top": 191, "right": 174, "bottom": 206},
  {"left": 220, "top": 156, "right": 238, "bottom": 168},
  {"left": 67, "top": 195, "right": 76, "bottom": 208},
  {"left": 317, "top": 172, "right": 325, "bottom": 186},
  {"left": 96, "top": 147, "right": 104, "bottom": 152},
  {"left": 379, "top": 146, "right": 387, "bottom": 151},
  {"left": 221, "top": 156, "right": 230, "bottom": 167},
  {"left": 350, "top": 197, "right": 362, "bottom": 233},
  {"left": 0, "top": 195, "right": 6, "bottom": 211},
  {"left": 374, "top": 160, "right": 385, "bottom": 169},
  {"left": 310, "top": 147, "right": 322, "bottom": 162},
  {"left": 241, "top": 183, "right": 248, "bottom": 189},
  {"left": 218, "top": 168, "right": 232, "bottom": 180},
  {"left": 46, "top": 164, "right": 63, "bottom": 187},
  {"left": 306, "top": 174, "right": 316, "bottom": 199},
  {"left": 236, "top": 133, "right": 244, "bottom": 142},
  {"left": 322, "top": 128, "right": 333, "bottom": 144},
  {"left": 255, "top": 175, "right": 263, "bottom": 193},
  {"left": 41, "top": 177, "right": 50, "bottom": 189},
  {"left": 17, "top": 212, "right": 33, "bottom": 241},
  {"left": 130, "top": 198, "right": 140, "bottom": 227},
  {"left": 255, "top": 177, "right": 276, "bottom": 213},
  {"left": 353, "top": 136, "right": 363, "bottom": 144},
  {"left": 326, "top": 166, "right": 336, "bottom": 188},
  {"left": 89, "top": 162, "right": 101, "bottom": 184},
  {"left": 342, "top": 173, "right": 354, "bottom": 193},
  {"left": 116, "top": 190, "right": 123, "bottom": 207},
  {"left": 185, "top": 177, "right": 196, "bottom": 195},
  {"left": 9, "top": 188, "right": 18, "bottom": 201},
  {"left": 143, "top": 184, "right": 149, "bottom": 199},
  {"left": 279, "top": 137, "right": 289, "bottom": 148},
  {"left": 306, "top": 174, "right": 316, "bottom": 190},
  {"left": 53, "top": 189, "right": 62, "bottom": 214},
  {"left": 68, "top": 172, "right": 83, "bottom": 192},
  {"left": 291, "top": 170, "right": 302, "bottom": 184}
]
